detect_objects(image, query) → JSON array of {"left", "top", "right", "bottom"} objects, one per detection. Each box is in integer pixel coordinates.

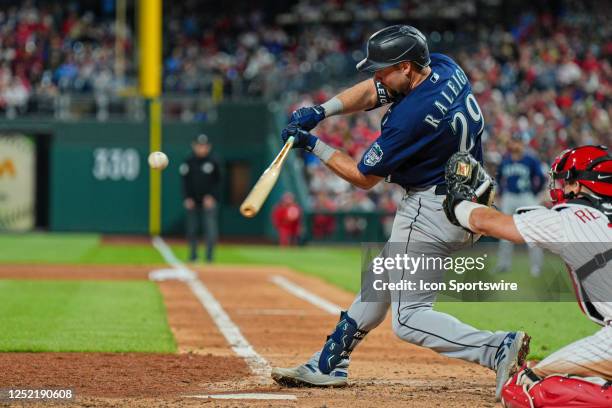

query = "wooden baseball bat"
[{"left": 240, "top": 136, "right": 294, "bottom": 218}]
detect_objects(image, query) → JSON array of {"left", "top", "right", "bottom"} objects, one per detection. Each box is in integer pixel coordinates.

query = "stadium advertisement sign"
[{"left": 0, "top": 134, "right": 35, "bottom": 231}]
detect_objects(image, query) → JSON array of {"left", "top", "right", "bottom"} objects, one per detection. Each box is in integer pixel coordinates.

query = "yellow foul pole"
[
  {"left": 139, "top": 0, "right": 162, "bottom": 235},
  {"left": 115, "top": 0, "right": 126, "bottom": 83}
]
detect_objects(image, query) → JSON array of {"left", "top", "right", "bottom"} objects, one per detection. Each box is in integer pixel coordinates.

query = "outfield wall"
[
  {"left": 0, "top": 102, "right": 303, "bottom": 237},
  {"left": 0, "top": 102, "right": 395, "bottom": 241}
]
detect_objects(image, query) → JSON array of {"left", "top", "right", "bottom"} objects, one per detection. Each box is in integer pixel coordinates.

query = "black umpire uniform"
[{"left": 180, "top": 134, "right": 221, "bottom": 262}]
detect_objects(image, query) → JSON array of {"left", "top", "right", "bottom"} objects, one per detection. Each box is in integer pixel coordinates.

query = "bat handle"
[{"left": 475, "top": 178, "right": 492, "bottom": 197}]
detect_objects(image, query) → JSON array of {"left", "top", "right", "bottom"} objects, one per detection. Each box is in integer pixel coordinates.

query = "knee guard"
[
  {"left": 319, "top": 311, "right": 368, "bottom": 374},
  {"left": 502, "top": 369, "right": 612, "bottom": 408},
  {"left": 501, "top": 369, "right": 540, "bottom": 408}
]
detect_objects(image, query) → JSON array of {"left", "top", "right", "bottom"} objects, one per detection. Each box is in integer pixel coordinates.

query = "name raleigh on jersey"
[{"left": 424, "top": 68, "right": 469, "bottom": 129}]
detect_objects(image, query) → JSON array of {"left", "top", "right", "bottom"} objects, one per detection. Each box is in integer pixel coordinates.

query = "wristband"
[
  {"left": 312, "top": 139, "right": 337, "bottom": 163},
  {"left": 454, "top": 201, "right": 487, "bottom": 230},
  {"left": 321, "top": 97, "right": 343, "bottom": 117}
]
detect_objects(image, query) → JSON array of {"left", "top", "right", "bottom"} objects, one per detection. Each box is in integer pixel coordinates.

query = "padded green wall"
[{"left": 0, "top": 102, "right": 282, "bottom": 236}]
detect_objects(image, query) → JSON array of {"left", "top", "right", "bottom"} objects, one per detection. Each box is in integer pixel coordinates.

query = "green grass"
[
  {"left": 0, "top": 233, "right": 164, "bottom": 264},
  {"left": 0, "top": 233, "right": 601, "bottom": 360},
  {"left": 0, "top": 233, "right": 100, "bottom": 263},
  {"left": 173, "top": 244, "right": 361, "bottom": 289},
  {"left": 0, "top": 280, "right": 176, "bottom": 352},
  {"left": 175, "top": 243, "right": 597, "bottom": 359},
  {"left": 435, "top": 302, "right": 596, "bottom": 359},
  {"left": 79, "top": 245, "right": 164, "bottom": 264}
]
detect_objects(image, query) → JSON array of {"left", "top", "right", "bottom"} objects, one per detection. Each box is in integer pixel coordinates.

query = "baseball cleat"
[
  {"left": 271, "top": 352, "right": 348, "bottom": 387},
  {"left": 494, "top": 331, "right": 530, "bottom": 401}
]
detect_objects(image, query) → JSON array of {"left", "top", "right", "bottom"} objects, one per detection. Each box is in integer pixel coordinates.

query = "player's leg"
[
  {"left": 271, "top": 244, "right": 392, "bottom": 387},
  {"left": 271, "top": 294, "right": 388, "bottom": 387},
  {"left": 527, "top": 244, "right": 544, "bottom": 277},
  {"left": 387, "top": 193, "right": 509, "bottom": 368},
  {"left": 388, "top": 191, "right": 530, "bottom": 399},
  {"left": 203, "top": 205, "right": 218, "bottom": 263},
  {"left": 495, "top": 194, "right": 516, "bottom": 272},
  {"left": 524, "top": 193, "right": 544, "bottom": 277},
  {"left": 278, "top": 227, "right": 290, "bottom": 246},
  {"left": 186, "top": 206, "right": 199, "bottom": 262},
  {"left": 387, "top": 241, "right": 510, "bottom": 368},
  {"left": 531, "top": 324, "right": 612, "bottom": 380}
]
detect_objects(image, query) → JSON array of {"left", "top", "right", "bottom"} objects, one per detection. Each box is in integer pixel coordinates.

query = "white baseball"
[{"left": 148, "top": 151, "right": 169, "bottom": 170}]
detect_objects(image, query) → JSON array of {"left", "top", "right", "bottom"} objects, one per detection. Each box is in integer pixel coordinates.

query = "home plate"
[{"left": 185, "top": 393, "right": 297, "bottom": 400}]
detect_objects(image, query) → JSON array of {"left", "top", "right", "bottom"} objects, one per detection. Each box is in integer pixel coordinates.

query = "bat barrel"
[
  {"left": 239, "top": 137, "right": 294, "bottom": 218},
  {"left": 240, "top": 204, "right": 257, "bottom": 218}
]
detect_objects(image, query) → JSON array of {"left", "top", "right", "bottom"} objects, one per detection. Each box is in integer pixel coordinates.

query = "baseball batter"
[
  {"left": 272, "top": 25, "right": 529, "bottom": 400},
  {"left": 443, "top": 146, "right": 612, "bottom": 407}
]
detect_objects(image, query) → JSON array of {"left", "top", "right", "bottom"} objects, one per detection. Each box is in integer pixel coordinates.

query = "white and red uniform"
[{"left": 513, "top": 199, "right": 612, "bottom": 380}]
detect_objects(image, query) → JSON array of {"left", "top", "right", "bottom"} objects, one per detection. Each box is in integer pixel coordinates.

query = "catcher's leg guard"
[
  {"left": 319, "top": 311, "right": 368, "bottom": 374},
  {"left": 501, "top": 368, "right": 542, "bottom": 408},
  {"left": 530, "top": 376, "right": 612, "bottom": 408},
  {"left": 502, "top": 369, "right": 612, "bottom": 408},
  {"left": 501, "top": 371, "right": 533, "bottom": 408}
]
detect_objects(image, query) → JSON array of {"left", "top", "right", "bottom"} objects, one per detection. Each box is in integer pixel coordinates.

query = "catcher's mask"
[{"left": 549, "top": 145, "right": 612, "bottom": 204}]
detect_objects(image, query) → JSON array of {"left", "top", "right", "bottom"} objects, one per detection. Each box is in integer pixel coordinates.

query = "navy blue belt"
[
  {"left": 434, "top": 184, "right": 447, "bottom": 195},
  {"left": 403, "top": 184, "right": 447, "bottom": 195}
]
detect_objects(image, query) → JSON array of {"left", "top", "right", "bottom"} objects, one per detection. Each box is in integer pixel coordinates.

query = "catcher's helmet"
[
  {"left": 356, "top": 25, "right": 430, "bottom": 73},
  {"left": 549, "top": 145, "right": 612, "bottom": 204}
]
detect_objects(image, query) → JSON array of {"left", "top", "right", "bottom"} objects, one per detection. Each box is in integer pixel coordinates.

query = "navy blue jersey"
[
  {"left": 496, "top": 153, "right": 545, "bottom": 195},
  {"left": 357, "top": 53, "right": 484, "bottom": 189}
]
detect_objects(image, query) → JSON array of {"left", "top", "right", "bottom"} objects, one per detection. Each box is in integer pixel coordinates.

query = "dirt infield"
[{"left": 0, "top": 264, "right": 499, "bottom": 407}]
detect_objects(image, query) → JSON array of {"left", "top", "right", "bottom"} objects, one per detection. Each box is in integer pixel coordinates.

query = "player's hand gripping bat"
[{"left": 240, "top": 137, "right": 294, "bottom": 218}]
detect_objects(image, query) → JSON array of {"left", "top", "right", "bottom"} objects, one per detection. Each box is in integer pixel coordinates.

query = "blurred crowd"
[
  {"left": 287, "top": 1, "right": 611, "bottom": 217},
  {"left": 0, "top": 1, "right": 129, "bottom": 116},
  {"left": 0, "top": 0, "right": 609, "bottom": 223},
  {"left": 460, "top": 9, "right": 611, "bottom": 166}
]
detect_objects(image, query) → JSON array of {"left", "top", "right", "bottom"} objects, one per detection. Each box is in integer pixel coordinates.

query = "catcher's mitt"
[{"left": 443, "top": 151, "right": 496, "bottom": 227}]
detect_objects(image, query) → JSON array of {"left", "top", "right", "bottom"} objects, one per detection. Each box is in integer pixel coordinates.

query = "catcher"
[{"left": 444, "top": 146, "right": 612, "bottom": 408}]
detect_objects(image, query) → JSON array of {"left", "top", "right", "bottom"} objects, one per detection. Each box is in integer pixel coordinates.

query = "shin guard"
[
  {"left": 319, "top": 311, "right": 368, "bottom": 374},
  {"left": 502, "top": 369, "right": 612, "bottom": 408}
]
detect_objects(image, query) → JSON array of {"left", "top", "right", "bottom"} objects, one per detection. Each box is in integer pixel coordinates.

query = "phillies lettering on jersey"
[
  {"left": 357, "top": 53, "right": 484, "bottom": 189},
  {"left": 513, "top": 200, "right": 612, "bottom": 325},
  {"left": 573, "top": 208, "right": 602, "bottom": 223}
]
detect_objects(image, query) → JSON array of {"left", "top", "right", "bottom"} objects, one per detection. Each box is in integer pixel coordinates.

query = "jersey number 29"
[{"left": 450, "top": 93, "right": 484, "bottom": 152}]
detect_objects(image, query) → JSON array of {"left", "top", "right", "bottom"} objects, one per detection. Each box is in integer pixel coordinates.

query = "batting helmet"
[
  {"left": 356, "top": 25, "right": 430, "bottom": 73},
  {"left": 549, "top": 145, "right": 612, "bottom": 204}
]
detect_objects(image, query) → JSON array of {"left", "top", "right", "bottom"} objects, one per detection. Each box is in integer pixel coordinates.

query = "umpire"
[{"left": 180, "top": 134, "right": 221, "bottom": 263}]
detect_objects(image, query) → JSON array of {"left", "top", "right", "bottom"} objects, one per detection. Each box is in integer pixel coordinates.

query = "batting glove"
[
  {"left": 281, "top": 122, "right": 318, "bottom": 151},
  {"left": 290, "top": 105, "right": 325, "bottom": 131}
]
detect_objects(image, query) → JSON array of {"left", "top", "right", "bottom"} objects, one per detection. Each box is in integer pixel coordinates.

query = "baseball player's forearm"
[
  {"left": 468, "top": 207, "right": 525, "bottom": 243},
  {"left": 331, "top": 79, "right": 378, "bottom": 114},
  {"left": 288, "top": 80, "right": 379, "bottom": 131},
  {"left": 324, "top": 150, "right": 382, "bottom": 190}
]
